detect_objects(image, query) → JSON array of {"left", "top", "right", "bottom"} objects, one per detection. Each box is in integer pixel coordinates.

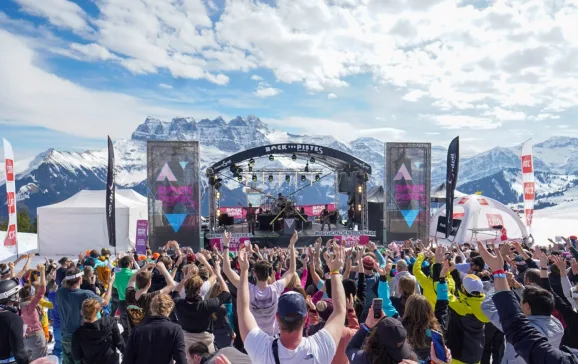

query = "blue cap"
[{"left": 277, "top": 292, "right": 307, "bottom": 322}]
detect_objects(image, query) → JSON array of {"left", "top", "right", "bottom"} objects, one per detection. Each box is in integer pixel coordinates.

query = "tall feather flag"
[
  {"left": 521, "top": 139, "right": 534, "bottom": 230},
  {"left": 445, "top": 137, "right": 459, "bottom": 238},
  {"left": 106, "top": 136, "right": 116, "bottom": 248},
  {"left": 3, "top": 138, "right": 18, "bottom": 254}
]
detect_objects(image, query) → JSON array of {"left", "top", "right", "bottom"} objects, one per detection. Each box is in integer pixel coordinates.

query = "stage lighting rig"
[
  {"left": 269, "top": 155, "right": 274, "bottom": 161},
  {"left": 315, "top": 174, "right": 320, "bottom": 182},
  {"left": 249, "top": 158, "right": 255, "bottom": 165},
  {"left": 310, "top": 157, "right": 315, "bottom": 163},
  {"left": 237, "top": 175, "right": 243, "bottom": 182},
  {"left": 285, "top": 175, "right": 291, "bottom": 182},
  {"left": 304, "top": 163, "right": 309, "bottom": 173},
  {"left": 301, "top": 175, "right": 306, "bottom": 182},
  {"left": 268, "top": 175, "right": 274, "bottom": 182},
  {"left": 292, "top": 154, "right": 297, "bottom": 161},
  {"left": 252, "top": 174, "right": 257, "bottom": 182}
]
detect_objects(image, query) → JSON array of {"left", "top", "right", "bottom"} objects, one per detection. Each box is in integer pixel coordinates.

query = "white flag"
[
  {"left": 521, "top": 140, "right": 534, "bottom": 229},
  {"left": 3, "top": 138, "right": 18, "bottom": 254}
]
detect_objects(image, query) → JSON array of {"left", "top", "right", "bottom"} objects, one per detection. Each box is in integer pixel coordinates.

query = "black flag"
[
  {"left": 106, "top": 136, "right": 116, "bottom": 247},
  {"left": 446, "top": 137, "right": 459, "bottom": 238}
]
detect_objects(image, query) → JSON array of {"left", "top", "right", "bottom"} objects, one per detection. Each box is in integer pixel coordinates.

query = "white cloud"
[
  {"left": 158, "top": 83, "right": 173, "bottom": 89},
  {"left": 327, "top": 93, "right": 338, "bottom": 99},
  {"left": 402, "top": 90, "right": 427, "bottom": 102},
  {"left": 251, "top": 75, "right": 263, "bottom": 81},
  {"left": 423, "top": 114, "right": 501, "bottom": 129},
  {"left": 255, "top": 86, "right": 282, "bottom": 98},
  {"left": 69, "top": 43, "right": 118, "bottom": 61},
  {"left": 484, "top": 107, "right": 526, "bottom": 121},
  {"left": 0, "top": 30, "right": 219, "bottom": 139},
  {"left": 358, "top": 127, "right": 406, "bottom": 140},
  {"left": 14, "top": 0, "right": 90, "bottom": 32}
]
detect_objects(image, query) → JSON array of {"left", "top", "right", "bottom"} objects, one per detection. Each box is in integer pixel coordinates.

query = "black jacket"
[
  {"left": 122, "top": 316, "right": 187, "bottom": 364},
  {"left": 72, "top": 317, "right": 124, "bottom": 364},
  {"left": 539, "top": 277, "right": 578, "bottom": 349},
  {"left": 0, "top": 310, "right": 29, "bottom": 364},
  {"left": 493, "top": 290, "right": 578, "bottom": 364}
]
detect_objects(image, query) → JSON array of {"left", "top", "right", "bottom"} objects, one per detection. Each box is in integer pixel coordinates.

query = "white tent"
[
  {"left": 37, "top": 189, "right": 147, "bottom": 255},
  {"left": 430, "top": 194, "right": 528, "bottom": 245}
]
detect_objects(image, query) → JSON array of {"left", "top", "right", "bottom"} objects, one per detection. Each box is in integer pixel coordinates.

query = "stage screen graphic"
[
  {"left": 385, "top": 143, "right": 431, "bottom": 242},
  {"left": 147, "top": 141, "right": 201, "bottom": 251}
]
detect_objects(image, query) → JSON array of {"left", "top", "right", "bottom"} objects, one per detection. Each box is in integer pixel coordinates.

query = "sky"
[{"left": 1, "top": 0, "right": 577, "bottom": 159}]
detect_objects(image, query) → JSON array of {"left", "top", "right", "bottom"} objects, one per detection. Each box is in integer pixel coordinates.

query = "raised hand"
[
  {"left": 224, "top": 231, "right": 231, "bottom": 246},
  {"left": 440, "top": 260, "right": 450, "bottom": 278},
  {"left": 571, "top": 258, "right": 578, "bottom": 276},
  {"left": 368, "top": 241, "right": 377, "bottom": 251},
  {"left": 552, "top": 255, "right": 567, "bottom": 276},
  {"left": 238, "top": 247, "right": 250, "bottom": 272},
  {"left": 346, "top": 294, "right": 355, "bottom": 311},
  {"left": 325, "top": 245, "right": 345, "bottom": 272},
  {"left": 534, "top": 248, "right": 549, "bottom": 269},
  {"left": 290, "top": 230, "right": 298, "bottom": 247},
  {"left": 477, "top": 241, "right": 504, "bottom": 272},
  {"left": 435, "top": 245, "right": 446, "bottom": 264},
  {"left": 214, "top": 259, "right": 222, "bottom": 277}
]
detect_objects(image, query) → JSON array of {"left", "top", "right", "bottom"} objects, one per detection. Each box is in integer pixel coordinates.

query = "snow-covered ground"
[{"left": 0, "top": 231, "right": 39, "bottom": 262}]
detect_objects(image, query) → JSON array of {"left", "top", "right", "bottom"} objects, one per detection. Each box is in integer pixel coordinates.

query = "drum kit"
[{"left": 267, "top": 194, "right": 297, "bottom": 216}]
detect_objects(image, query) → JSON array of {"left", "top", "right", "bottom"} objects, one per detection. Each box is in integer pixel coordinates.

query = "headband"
[
  {"left": 0, "top": 266, "right": 9, "bottom": 275},
  {"left": 65, "top": 272, "right": 84, "bottom": 280}
]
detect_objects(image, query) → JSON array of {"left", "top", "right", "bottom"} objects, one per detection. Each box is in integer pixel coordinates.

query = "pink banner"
[
  {"left": 333, "top": 235, "right": 370, "bottom": 247},
  {"left": 219, "top": 203, "right": 335, "bottom": 219},
  {"left": 210, "top": 237, "right": 251, "bottom": 251}
]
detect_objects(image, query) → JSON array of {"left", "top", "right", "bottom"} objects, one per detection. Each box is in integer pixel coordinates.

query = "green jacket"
[{"left": 113, "top": 268, "right": 134, "bottom": 301}]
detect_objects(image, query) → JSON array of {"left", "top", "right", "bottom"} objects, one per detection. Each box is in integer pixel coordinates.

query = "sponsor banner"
[
  {"left": 135, "top": 220, "right": 148, "bottom": 255},
  {"left": 106, "top": 136, "right": 116, "bottom": 248},
  {"left": 458, "top": 197, "right": 469, "bottom": 205},
  {"left": 521, "top": 140, "right": 534, "bottom": 228},
  {"left": 486, "top": 214, "right": 504, "bottom": 229},
  {"left": 3, "top": 138, "right": 17, "bottom": 252},
  {"left": 219, "top": 203, "right": 335, "bottom": 219},
  {"left": 436, "top": 217, "right": 461, "bottom": 237},
  {"left": 209, "top": 235, "right": 252, "bottom": 251},
  {"left": 206, "top": 233, "right": 253, "bottom": 239},
  {"left": 147, "top": 141, "right": 201, "bottom": 251},
  {"left": 314, "top": 230, "right": 376, "bottom": 237},
  {"left": 478, "top": 198, "right": 489, "bottom": 206},
  {"left": 333, "top": 235, "right": 370, "bottom": 247},
  {"left": 446, "top": 137, "right": 459, "bottom": 238},
  {"left": 385, "top": 143, "right": 431, "bottom": 242}
]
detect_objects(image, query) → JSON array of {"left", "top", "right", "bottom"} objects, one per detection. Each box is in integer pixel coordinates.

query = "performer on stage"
[
  {"left": 320, "top": 204, "right": 332, "bottom": 231},
  {"left": 238, "top": 202, "right": 257, "bottom": 234},
  {"left": 347, "top": 205, "right": 355, "bottom": 229}
]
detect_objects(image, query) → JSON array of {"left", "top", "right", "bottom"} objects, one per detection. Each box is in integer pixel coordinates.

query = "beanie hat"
[{"left": 362, "top": 256, "right": 375, "bottom": 271}]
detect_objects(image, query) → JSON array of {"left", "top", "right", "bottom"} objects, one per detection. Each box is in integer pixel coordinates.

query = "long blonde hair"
[{"left": 402, "top": 295, "right": 440, "bottom": 350}]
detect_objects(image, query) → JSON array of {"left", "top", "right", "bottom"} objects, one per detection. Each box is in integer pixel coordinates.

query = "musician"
[
  {"left": 320, "top": 204, "right": 332, "bottom": 231},
  {"left": 239, "top": 202, "right": 257, "bottom": 234},
  {"left": 347, "top": 205, "right": 355, "bottom": 229}
]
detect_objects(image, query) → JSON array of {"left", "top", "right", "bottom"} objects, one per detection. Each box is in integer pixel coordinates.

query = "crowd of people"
[{"left": 2, "top": 232, "right": 578, "bottom": 363}]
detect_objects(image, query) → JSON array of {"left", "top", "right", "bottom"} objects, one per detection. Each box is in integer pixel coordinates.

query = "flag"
[
  {"left": 106, "top": 136, "right": 116, "bottom": 247},
  {"left": 446, "top": 137, "right": 459, "bottom": 238},
  {"left": 521, "top": 139, "right": 534, "bottom": 229},
  {"left": 3, "top": 138, "right": 18, "bottom": 254}
]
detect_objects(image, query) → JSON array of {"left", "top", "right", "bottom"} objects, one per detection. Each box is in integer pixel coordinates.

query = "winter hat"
[
  {"left": 152, "top": 253, "right": 160, "bottom": 260},
  {"left": 463, "top": 274, "right": 484, "bottom": 296},
  {"left": 362, "top": 256, "right": 375, "bottom": 271},
  {"left": 316, "top": 298, "right": 334, "bottom": 322}
]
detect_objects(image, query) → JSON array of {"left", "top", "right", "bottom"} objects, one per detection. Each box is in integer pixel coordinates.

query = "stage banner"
[
  {"left": 219, "top": 203, "right": 335, "bottom": 218},
  {"left": 385, "top": 143, "right": 431, "bottom": 242},
  {"left": 333, "top": 235, "right": 370, "bottom": 247},
  {"left": 521, "top": 139, "right": 534, "bottom": 229},
  {"left": 135, "top": 220, "right": 148, "bottom": 255},
  {"left": 3, "top": 138, "right": 17, "bottom": 253},
  {"left": 106, "top": 136, "right": 116, "bottom": 248},
  {"left": 207, "top": 233, "right": 252, "bottom": 251},
  {"left": 446, "top": 137, "right": 459, "bottom": 238},
  {"left": 147, "top": 141, "right": 201, "bottom": 251}
]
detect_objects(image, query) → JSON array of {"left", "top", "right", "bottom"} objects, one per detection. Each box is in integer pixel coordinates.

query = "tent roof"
[
  {"left": 116, "top": 189, "right": 147, "bottom": 203},
  {"left": 367, "top": 185, "right": 385, "bottom": 203},
  {"left": 431, "top": 183, "right": 467, "bottom": 200},
  {"left": 38, "top": 189, "right": 145, "bottom": 210}
]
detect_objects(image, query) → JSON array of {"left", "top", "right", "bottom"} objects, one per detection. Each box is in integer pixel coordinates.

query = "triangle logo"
[
  {"left": 286, "top": 219, "right": 294, "bottom": 229},
  {"left": 165, "top": 213, "right": 188, "bottom": 232},
  {"left": 156, "top": 163, "right": 177, "bottom": 182},
  {"left": 414, "top": 162, "right": 423, "bottom": 169},
  {"left": 394, "top": 163, "right": 412, "bottom": 181},
  {"left": 179, "top": 161, "right": 188, "bottom": 170},
  {"left": 400, "top": 210, "right": 419, "bottom": 227}
]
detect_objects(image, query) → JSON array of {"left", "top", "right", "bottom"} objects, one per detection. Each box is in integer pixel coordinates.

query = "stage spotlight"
[
  {"left": 214, "top": 182, "right": 222, "bottom": 190},
  {"left": 268, "top": 175, "right": 274, "bottom": 182},
  {"left": 216, "top": 209, "right": 221, "bottom": 216},
  {"left": 216, "top": 191, "right": 220, "bottom": 199},
  {"left": 292, "top": 154, "right": 297, "bottom": 161},
  {"left": 363, "top": 173, "right": 369, "bottom": 182},
  {"left": 237, "top": 167, "right": 243, "bottom": 174},
  {"left": 301, "top": 175, "right": 306, "bottom": 182},
  {"left": 237, "top": 175, "right": 243, "bottom": 182},
  {"left": 248, "top": 165, "right": 253, "bottom": 172},
  {"left": 269, "top": 154, "right": 274, "bottom": 161},
  {"left": 249, "top": 158, "right": 255, "bottom": 165},
  {"left": 285, "top": 175, "right": 291, "bottom": 183},
  {"left": 357, "top": 204, "right": 362, "bottom": 211},
  {"left": 358, "top": 185, "right": 363, "bottom": 193},
  {"left": 315, "top": 174, "right": 320, "bottom": 182},
  {"left": 252, "top": 174, "right": 257, "bottom": 182},
  {"left": 209, "top": 176, "right": 216, "bottom": 185},
  {"left": 304, "top": 163, "right": 309, "bottom": 173},
  {"left": 310, "top": 157, "right": 315, "bottom": 163}
]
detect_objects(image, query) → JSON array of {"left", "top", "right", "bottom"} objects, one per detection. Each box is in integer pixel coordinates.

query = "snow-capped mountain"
[{"left": 1, "top": 115, "right": 577, "bottom": 217}]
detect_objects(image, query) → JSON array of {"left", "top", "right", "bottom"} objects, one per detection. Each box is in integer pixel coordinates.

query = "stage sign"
[
  {"left": 135, "top": 220, "right": 148, "bottom": 255},
  {"left": 219, "top": 203, "right": 335, "bottom": 219},
  {"left": 147, "top": 141, "right": 201, "bottom": 251},
  {"left": 385, "top": 143, "right": 431, "bottom": 242},
  {"left": 314, "top": 230, "right": 376, "bottom": 237},
  {"left": 207, "top": 233, "right": 253, "bottom": 251}
]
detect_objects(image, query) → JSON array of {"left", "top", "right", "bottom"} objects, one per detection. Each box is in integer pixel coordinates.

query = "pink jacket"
[{"left": 21, "top": 285, "right": 46, "bottom": 334}]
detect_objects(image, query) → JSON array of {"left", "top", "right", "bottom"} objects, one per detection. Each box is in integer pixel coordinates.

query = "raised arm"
[
  {"left": 157, "top": 262, "right": 177, "bottom": 295},
  {"left": 321, "top": 246, "right": 347, "bottom": 346},
  {"left": 237, "top": 247, "right": 259, "bottom": 341},
  {"left": 16, "top": 254, "right": 32, "bottom": 279},
  {"left": 222, "top": 232, "right": 241, "bottom": 288},
  {"left": 278, "top": 230, "right": 297, "bottom": 287}
]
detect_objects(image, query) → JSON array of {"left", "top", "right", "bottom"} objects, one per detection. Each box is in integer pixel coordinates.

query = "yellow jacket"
[{"left": 412, "top": 253, "right": 455, "bottom": 308}]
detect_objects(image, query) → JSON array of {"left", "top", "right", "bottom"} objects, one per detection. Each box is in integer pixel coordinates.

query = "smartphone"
[
  {"left": 431, "top": 330, "right": 447, "bottom": 362},
  {"left": 555, "top": 236, "right": 563, "bottom": 243},
  {"left": 372, "top": 298, "right": 383, "bottom": 319}
]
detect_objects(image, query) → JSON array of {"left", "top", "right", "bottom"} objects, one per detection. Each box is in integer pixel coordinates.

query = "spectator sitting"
[{"left": 186, "top": 342, "right": 250, "bottom": 364}]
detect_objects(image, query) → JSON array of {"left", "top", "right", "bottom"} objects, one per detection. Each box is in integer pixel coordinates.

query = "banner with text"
[
  {"left": 135, "top": 220, "right": 148, "bottom": 255},
  {"left": 385, "top": 143, "right": 431, "bottom": 242},
  {"left": 207, "top": 233, "right": 253, "bottom": 251},
  {"left": 147, "top": 141, "right": 201, "bottom": 251},
  {"left": 3, "top": 138, "right": 17, "bottom": 254},
  {"left": 106, "top": 136, "right": 116, "bottom": 248},
  {"left": 219, "top": 203, "right": 335, "bottom": 218},
  {"left": 521, "top": 140, "right": 534, "bottom": 229}
]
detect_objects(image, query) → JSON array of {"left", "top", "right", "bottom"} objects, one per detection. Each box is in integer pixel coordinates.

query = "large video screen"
[
  {"left": 147, "top": 141, "right": 201, "bottom": 251},
  {"left": 385, "top": 143, "right": 431, "bottom": 242}
]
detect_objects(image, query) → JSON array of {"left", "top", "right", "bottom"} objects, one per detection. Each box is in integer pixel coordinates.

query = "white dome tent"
[
  {"left": 430, "top": 194, "right": 528, "bottom": 245},
  {"left": 37, "top": 189, "right": 147, "bottom": 256}
]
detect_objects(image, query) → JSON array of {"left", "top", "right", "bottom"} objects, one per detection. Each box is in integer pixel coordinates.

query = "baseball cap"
[
  {"left": 362, "top": 256, "right": 375, "bottom": 270},
  {"left": 463, "top": 274, "right": 484, "bottom": 295},
  {"left": 277, "top": 291, "right": 307, "bottom": 322},
  {"left": 376, "top": 317, "right": 412, "bottom": 362},
  {"left": 58, "top": 257, "right": 71, "bottom": 265}
]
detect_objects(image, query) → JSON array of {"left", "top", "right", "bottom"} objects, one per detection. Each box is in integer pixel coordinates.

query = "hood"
[
  {"left": 528, "top": 315, "right": 564, "bottom": 342},
  {"left": 77, "top": 316, "right": 115, "bottom": 343},
  {"left": 458, "top": 291, "right": 489, "bottom": 323}
]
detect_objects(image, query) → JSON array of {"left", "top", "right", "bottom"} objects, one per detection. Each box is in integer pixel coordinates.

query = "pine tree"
[{"left": 17, "top": 207, "right": 31, "bottom": 233}]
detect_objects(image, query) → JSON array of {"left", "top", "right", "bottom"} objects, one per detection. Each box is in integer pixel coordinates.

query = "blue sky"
[{"left": 1, "top": 0, "right": 577, "bottom": 159}]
